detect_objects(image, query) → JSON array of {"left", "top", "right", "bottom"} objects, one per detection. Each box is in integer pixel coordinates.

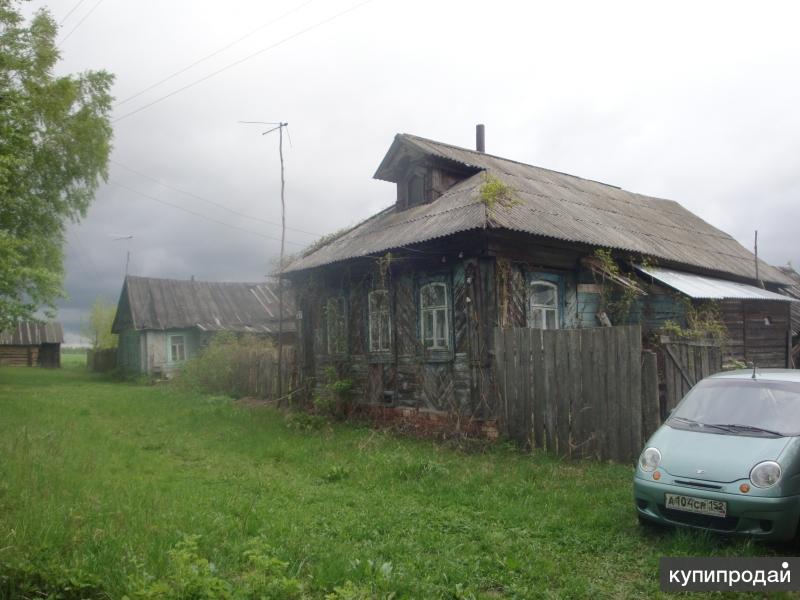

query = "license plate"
[{"left": 665, "top": 493, "right": 727, "bottom": 518}]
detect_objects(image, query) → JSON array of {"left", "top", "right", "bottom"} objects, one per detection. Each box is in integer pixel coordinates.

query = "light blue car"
[{"left": 634, "top": 369, "right": 800, "bottom": 541}]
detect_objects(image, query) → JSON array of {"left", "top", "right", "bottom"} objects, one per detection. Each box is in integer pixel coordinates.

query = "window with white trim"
[
  {"left": 169, "top": 334, "right": 186, "bottom": 362},
  {"left": 420, "top": 282, "right": 450, "bottom": 350},
  {"left": 326, "top": 296, "right": 347, "bottom": 355},
  {"left": 528, "top": 281, "right": 559, "bottom": 330},
  {"left": 368, "top": 290, "right": 391, "bottom": 352}
]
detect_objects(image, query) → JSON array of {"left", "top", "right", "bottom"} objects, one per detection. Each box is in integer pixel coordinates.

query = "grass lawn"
[{"left": 0, "top": 363, "right": 792, "bottom": 598}]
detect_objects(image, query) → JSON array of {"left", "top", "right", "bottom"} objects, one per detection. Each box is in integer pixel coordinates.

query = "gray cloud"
[{"left": 35, "top": 0, "right": 799, "bottom": 343}]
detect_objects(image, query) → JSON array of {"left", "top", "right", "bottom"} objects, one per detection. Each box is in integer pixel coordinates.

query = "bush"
[
  {"left": 177, "top": 334, "right": 284, "bottom": 399},
  {"left": 313, "top": 367, "right": 353, "bottom": 417}
]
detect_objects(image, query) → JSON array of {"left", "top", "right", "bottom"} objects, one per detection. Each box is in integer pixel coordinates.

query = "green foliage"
[
  {"left": 0, "top": 1, "right": 114, "bottom": 329},
  {"left": 322, "top": 465, "right": 351, "bottom": 483},
  {"left": 395, "top": 458, "right": 449, "bottom": 481},
  {"left": 285, "top": 411, "right": 327, "bottom": 432},
  {"left": 479, "top": 172, "right": 520, "bottom": 217},
  {"left": 127, "top": 535, "right": 304, "bottom": 599},
  {"left": 176, "top": 333, "right": 276, "bottom": 398},
  {"left": 658, "top": 300, "right": 728, "bottom": 345},
  {"left": 302, "top": 227, "right": 352, "bottom": 258},
  {"left": 0, "top": 560, "right": 105, "bottom": 599},
  {"left": 314, "top": 366, "right": 353, "bottom": 417},
  {"left": 325, "top": 560, "right": 396, "bottom": 599},
  {"left": 592, "top": 249, "right": 643, "bottom": 325},
  {"left": 80, "top": 296, "right": 118, "bottom": 349}
]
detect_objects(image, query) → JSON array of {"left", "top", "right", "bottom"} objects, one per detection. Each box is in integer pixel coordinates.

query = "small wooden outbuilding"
[
  {"left": 0, "top": 321, "right": 64, "bottom": 367},
  {"left": 111, "top": 276, "right": 295, "bottom": 376}
]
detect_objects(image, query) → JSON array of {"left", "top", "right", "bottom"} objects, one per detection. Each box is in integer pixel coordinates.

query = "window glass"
[
  {"left": 529, "top": 280, "right": 559, "bottom": 330},
  {"left": 420, "top": 282, "right": 450, "bottom": 350},
  {"left": 368, "top": 290, "right": 391, "bottom": 352},
  {"left": 326, "top": 297, "right": 347, "bottom": 354},
  {"left": 170, "top": 335, "right": 186, "bottom": 362}
]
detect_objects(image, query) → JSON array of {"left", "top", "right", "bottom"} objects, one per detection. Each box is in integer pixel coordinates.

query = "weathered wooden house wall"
[
  {"left": 118, "top": 328, "right": 204, "bottom": 375},
  {"left": 296, "top": 241, "right": 792, "bottom": 416},
  {"left": 719, "top": 300, "right": 791, "bottom": 367},
  {"left": 0, "top": 322, "right": 63, "bottom": 367},
  {"left": 296, "top": 246, "right": 497, "bottom": 418}
]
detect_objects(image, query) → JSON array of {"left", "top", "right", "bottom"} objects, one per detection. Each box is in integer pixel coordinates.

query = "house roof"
[
  {"left": 286, "top": 133, "right": 791, "bottom": 286},
  {"left": 635, "top": 265, "right": 796, "bottom": 302},
  {"left": 111, "top": 276, "right": 296, "bottom": 334},
  {"left": 777, "top": 266, "right": 800, "bottom": 336},
  {"left": 0, "top": 321, "right": 64, "bottom": 345}
]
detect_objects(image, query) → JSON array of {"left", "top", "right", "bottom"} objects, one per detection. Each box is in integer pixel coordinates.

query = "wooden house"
[
  {"left": 111, "top": 275, "right": 295, "bottom": 376},
  {"left": 0, "top": 321, "right": 63, "bottom": 367},
  {"left": 284, "top": 129, "right": 796, "bottom": 422}
]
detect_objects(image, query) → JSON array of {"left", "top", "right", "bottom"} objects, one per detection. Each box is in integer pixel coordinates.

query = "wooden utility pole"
[
  {"left": 276, "top": 123, "right": 287, "bottom": 398},
  {"left": 239, "top": 120, "right": 289, "bottom": 397}
]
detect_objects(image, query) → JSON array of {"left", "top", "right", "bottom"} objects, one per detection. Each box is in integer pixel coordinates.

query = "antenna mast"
[{"left": 239, "top": 120, "right": 290, "bottom": 398}]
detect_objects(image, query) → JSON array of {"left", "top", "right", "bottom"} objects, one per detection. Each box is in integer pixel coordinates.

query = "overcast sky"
[{"left": 28, "top": 0, "right": 800, "bottom": 343}]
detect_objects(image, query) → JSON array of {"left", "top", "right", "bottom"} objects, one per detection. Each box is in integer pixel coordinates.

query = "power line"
[
  {"left": 115, "top": 0, "right": 317, "bottom": 108},
  {"left": 58, "top": 0, "right": 105, "bottom": 45},
  {"left": 109, "top": 180, "right": 309, "bottom": 247},
  {"left": 113, "top": 0, "right": 376, "bottom": 123},
  {"left": 110, "top": 159, "right": 320, "bottom": 237},
  {"left": 59, "top": 0, "right": 87, "bottom": 25}
]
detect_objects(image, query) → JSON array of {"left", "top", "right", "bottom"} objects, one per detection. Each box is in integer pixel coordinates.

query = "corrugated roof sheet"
[
  {"left": 287, "top": 133, "right": 791, "bottom": 286},
  {"left": 635, "top": 265, "right": 796, "bottom": 301},
  {"left": 0, "top": 321, "right": 64, "bottom": 345},
  {"left": 112, "top": 276, "right": 296, "bottom": 334}
]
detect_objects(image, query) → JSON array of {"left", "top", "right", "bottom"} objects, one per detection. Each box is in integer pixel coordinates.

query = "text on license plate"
[{"left": 665, "top": 493, "right": 727, "bottom": 518}]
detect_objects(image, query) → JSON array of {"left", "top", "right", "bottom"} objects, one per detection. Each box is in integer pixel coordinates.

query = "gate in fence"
[
  {"left": 658, "top": 337, "right": 723, "bottom": 419},
  {"left": 493, "top": 325, "right": 661, "bottom": 462}
]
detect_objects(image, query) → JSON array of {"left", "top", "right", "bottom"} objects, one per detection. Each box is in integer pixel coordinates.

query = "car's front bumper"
[{"left": 634, "top": 476, "right": 800, "bottom": 541}]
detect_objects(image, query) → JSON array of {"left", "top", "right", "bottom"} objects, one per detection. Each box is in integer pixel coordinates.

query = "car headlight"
[
  {"left": 639, "top": 447, "right": 661, "bottom": 472},
  {"left": 750, "top": 461, "right": 782, "bottom": 488}
]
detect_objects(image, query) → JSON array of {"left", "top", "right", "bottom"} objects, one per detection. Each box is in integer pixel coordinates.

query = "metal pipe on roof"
[{"left": 476, "top": 124, "right": 485, "bottom": 152}]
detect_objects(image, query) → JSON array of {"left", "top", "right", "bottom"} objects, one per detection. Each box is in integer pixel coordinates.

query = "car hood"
[{"left": 649, "top": 426, "right": 793, "bottom": 483}]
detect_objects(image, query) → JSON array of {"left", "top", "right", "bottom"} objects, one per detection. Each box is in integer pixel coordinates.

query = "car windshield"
[{"left": 669, "top": 378, "right": 800, "bottom": 437}]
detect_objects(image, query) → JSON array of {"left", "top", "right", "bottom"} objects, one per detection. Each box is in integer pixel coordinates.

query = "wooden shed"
[
  {"left": 285, "top": 130, "right": 797, "bottom": 422},
  {"left": 0, "top": 321, "right": 64, "bottom": 367}
]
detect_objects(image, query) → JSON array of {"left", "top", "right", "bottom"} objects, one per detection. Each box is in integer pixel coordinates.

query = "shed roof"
[
  {"left": 111, "top": 276, "right": 295, "bottom": 334},
  {"left": 286, "top": 133, "right": 791, "bottom": 286},
  {"left": 635, "top": 265, "right": 796, "bottom": 302},
  {"left": 0, "top": 321, "right": 64, "bottom": 345}
]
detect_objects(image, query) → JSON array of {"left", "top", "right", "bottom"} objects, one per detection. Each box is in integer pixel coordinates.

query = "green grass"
[
  {"left": 59, "top": 351, "right": 86, "bottom": 368},
  {"left": 0, "top": 364, "right": 792, "bottom": 598}
]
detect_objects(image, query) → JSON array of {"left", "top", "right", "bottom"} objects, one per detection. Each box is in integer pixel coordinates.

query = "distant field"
[
  {"left": 0, "top": 364, "right": 790, "bottom": 598},
  {"left": 60, "top": 351, "right": 86, "bottom": 367}
]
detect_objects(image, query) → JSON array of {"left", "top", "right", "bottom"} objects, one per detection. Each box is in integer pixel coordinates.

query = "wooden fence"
[
  {"left": 87, "top": 348, "right": 117, "bottom": 372},
  {"left": 230, "top": 346, "right": 297, "bottom": 401},
  {"left": 494, "top": 325, "right": 658, "bottom": 462},
  {"left": 658, "top": 337, "right": 723, "bottom": 418}
]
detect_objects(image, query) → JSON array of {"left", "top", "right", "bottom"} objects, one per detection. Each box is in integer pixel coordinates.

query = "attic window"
[{"left": 407, "top": 173, "right": 425, "bottom": 206}]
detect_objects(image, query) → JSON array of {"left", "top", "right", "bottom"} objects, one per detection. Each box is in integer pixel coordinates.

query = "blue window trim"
[
  {"left": 526, "top": 271, "right": 565, "bottom": 329},
  {"left": 416, "top": 273, "right": 454, "bottom": 362}
]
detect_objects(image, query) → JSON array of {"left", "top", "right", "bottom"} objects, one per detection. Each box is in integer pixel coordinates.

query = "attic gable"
[{"left": 375, "top": 134, "right": 478, "bottom": 210}]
